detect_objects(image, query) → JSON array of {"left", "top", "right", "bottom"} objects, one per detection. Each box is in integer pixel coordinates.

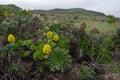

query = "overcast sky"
[{"left": 0, "top": 0, "right": 120, "bottom": 17}]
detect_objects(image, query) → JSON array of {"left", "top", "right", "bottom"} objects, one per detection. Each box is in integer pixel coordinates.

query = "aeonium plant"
[{"left": 4, "top": 30, "right": 72, "bottom": 72}]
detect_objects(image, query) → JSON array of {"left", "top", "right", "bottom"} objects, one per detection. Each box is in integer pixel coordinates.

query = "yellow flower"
[
  {"left": 43, "top": 44, "right": 52, "bottom": 54},
  {"left": 7, "top": 34, "right": 16, "bottom": 43},
  {"left": 47, "top": 31, "right": 53, "bottom": 39},
  {"left": 53, "top": 34, "right": 59, "bottom": 41}
]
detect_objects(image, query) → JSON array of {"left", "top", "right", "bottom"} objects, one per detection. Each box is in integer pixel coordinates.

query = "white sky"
[{"left": 0, "top": 0, "right": 120, "bottom": 17}]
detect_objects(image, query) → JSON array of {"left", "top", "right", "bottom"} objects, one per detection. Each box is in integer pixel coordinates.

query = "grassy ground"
[{"left": 75, "top": 19, "right": 120, "bottom": 35}]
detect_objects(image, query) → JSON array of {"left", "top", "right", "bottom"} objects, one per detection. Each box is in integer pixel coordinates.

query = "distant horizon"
[
  {"left": 1, "top": 4, "right": 107, "bottom": 16},
  {"left": 0, "top": 0, "right": 120, "bottom": 18}
]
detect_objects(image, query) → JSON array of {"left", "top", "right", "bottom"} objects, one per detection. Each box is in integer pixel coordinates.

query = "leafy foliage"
[
  {"left": 9, "top": 62, "right": 20, "bottom": 73},
  {"left": 112, "top": 28, "right": 120, "bottom": 50},
  {"left": 47, "top": 47, "right": 72, "bottom": 72},
  {"left": 46, "top": 20, "right": 62, "bottom": 34},
  {"left": 21, "top": 51, "right": 31, "bottom": 58},
  {"left": 0, "top": 6, "right": 6, "bottom": 23},
  {"left": 2, "top": 42, "right": 20, "bottom": 54},
  {"left": 80, "top": 65, "right": 95, "bottom": 80},
  {"left": 0, "top": 6, "right": 119, "bottom": 80},
  {"left": 107, "top": 15, "right": 116, "bottom": 24},
  {"left": 0, "top": 10, "right": 33, "bottom": 39},
  {"left": 79, "top": 33, "right": 111, "bottom": 64}
]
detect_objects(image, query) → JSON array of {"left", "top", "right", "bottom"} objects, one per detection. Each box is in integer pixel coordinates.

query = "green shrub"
[
  {"left": 1, "top": 22, "right": 72, "bottom": 73},
  {"left": 107, "top": 15, "right": 116, "bottom": 24},
  {"left": 9, "top": 62, "right": 20, "bottom": 73},
  {"left": 2, "top": 42, "right": 21, "bottom": 54},
  {"left": 46, "top": 20, "right": 62, "bottom": 34},
  {"left": 79, "top": 34, "right": 111, "bottom": 64},
  {"left": 0, "top": 10, "right": 33, "bottom": 38},
  {"left": 0, "top": 7, "right": 5, "bottom": 23},
  {"left": 112, "top": 28, "right": 120, "bottom": 50},
  {"left": 73, "top": 15, "right": 79, "bottom": 20}
]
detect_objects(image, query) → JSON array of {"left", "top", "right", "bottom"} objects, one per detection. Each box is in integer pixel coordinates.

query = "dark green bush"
[
  {"left": 107, "top": 15, "right": 116, "bottom": 24},
  {"left": 112, "top": 28, "right": 120, "bottom": 50},
  {"left": 0, "top": 7, "right": 5, "bottom": 23}
]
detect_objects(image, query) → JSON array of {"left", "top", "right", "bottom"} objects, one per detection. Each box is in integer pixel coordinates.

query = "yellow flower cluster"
[
  {"left": 46, "top": 31, "right": 60, "bottom": 41},
  {"left": 7, "top": 34, "right": 16, "bottom": 43},
  {"left": 53, "top": 34, "right": 59, "bottom": 41},
  {"left": 47, "top": 31, "right": 53, "bottom": 39},
  {"left": 43, "top": 44, "right": 52, "bottom": 55}
]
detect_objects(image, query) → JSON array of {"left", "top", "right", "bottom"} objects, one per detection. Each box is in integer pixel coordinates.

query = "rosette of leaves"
[{"left": 46, "top": 47, "right": 72, "bottom": 72}]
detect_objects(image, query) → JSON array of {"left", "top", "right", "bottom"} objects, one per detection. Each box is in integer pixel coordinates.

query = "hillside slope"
[
  {"left": 49, "top": 8, "right": 105, "bottom": 16},
  {"left": 0, "top": 4, "right": 22, "bottom": 10},
  {"left": 31, "top": 8, "right": 106, "bottom": 16}
]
